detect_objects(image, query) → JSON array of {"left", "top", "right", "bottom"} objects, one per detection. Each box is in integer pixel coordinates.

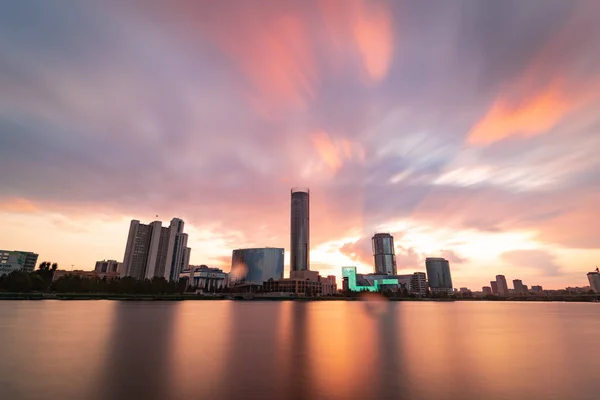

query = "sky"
[{"left": 1, "top": 0, "right": 599, "bottom": 290}]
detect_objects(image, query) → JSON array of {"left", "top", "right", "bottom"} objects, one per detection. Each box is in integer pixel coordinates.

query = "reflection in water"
[
  {"left": 217, "top": 302, "right": 284, "bottom": 400},
  {"left": 371, "top": 300, "right": 406, "bottom": 400},
  {"left": 95, "top": 302, "right": 177, "bottom": 400},
  {"left": 2, "top": 301, "right": 600, "bottom": 400},
  {"left": 287, "top": 301, "right": 311, "bottom": 400}
]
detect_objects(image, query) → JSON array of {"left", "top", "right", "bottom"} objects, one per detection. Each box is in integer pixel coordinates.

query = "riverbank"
[{"left": 1, "top": 292, "right": 598, "bottom": 302}]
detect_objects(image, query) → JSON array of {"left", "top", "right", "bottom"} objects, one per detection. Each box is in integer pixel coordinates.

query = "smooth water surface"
[{"left": 1, "top": 300, "right": 599, "bottom": 400}]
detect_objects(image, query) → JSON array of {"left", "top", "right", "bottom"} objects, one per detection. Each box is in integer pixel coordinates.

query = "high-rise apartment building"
[
  {"left": 372, "top": 233, "right": 397, "bottom": 275},
  {"left": 0, "top": 250, "right": 38, "bottom": 276},
  {"left": 491, "top": 281, "right": 498, "bottom": 294},
  {"left": 496, "top": 275, "right": 509, "bottom": 295},
  {"left": 513, "top": 279, "right": 526, "bottom": 295},
  {"left": 290, "top": 188, "right": 310, "bottom": 272},
  {"left": 482, "top": 286, "right": 492, "bottom": 295},
  {"left": 425, "top": 258, "right": 453, "bottom": 294},
  {"left": 121, "top": 218, "right": 191, "bottom": 281}
]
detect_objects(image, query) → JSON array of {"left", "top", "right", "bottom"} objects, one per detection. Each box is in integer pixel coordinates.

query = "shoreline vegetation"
[
  {"left": 1, "top": 292, "right": 599, "bottom": 302},
  {"left": 2, "top": 267, "right": 599, "bottom": 302}
]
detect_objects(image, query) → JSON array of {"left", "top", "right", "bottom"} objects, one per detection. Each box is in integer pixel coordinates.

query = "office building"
[
  {"left": 496, "top": 275, "right": 509, "bottom": 295},
  {"left": 0, "top": 250, "right": 38, "bottom": 276},
  {"left": 121, "top": 218, "right": 191, "bottom": 281},
  {"left": 482, "top": 286, "right": 492, "bottom": 295},
  {"left": 587, "top": 270, "right": 600, "bottom": 293},
  {"left": 425, "top": 258, "right": 453, "bottom": 294},
  {"left": 180, "top": 265, "right": 228, "bottom": 292},
  {"left": 94, "top": 259, "right": 122, "bottom": 278},
  {"left": 410, "top": 272, "right": 427, "bottom": 295},
  {"left": 372, "top": 233, "right": 397, "bottom": 275},
  {"left": 230, "top": 247, "right": 284, "bottom": 286},
  {"left": 290, "top": 188, "right": 310, "bottom": 272}
]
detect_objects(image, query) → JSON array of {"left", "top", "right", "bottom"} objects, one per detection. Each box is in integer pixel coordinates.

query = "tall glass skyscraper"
[
  {"left": 290, "top": 188, "right": 310, "bottom": 272},
  {"left": 425, "top": 257, "right": 453, "bottom": 294},
  {"left": 372, "top": 233, "right": 397, "bottom": 275}
]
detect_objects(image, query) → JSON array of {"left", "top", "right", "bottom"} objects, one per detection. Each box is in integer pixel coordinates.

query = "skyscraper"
[
  {"left": 425, "top": 257, "right": 453, "bottom": 294},
  {"left": 496, "top": 275, "right": 509, "bottom": 295},
  {"left": 372, "top": 233, "right": 397, "bottom": 275},
  {"left": 290, "top": 188, "right": 310, "bottom": 273},
  {"left": 122, "top": 218, "right": 191, "bottom": 281}
]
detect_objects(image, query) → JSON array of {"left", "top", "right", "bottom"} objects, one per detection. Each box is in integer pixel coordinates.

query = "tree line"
[{"left": 0, "top": 262, "right": 187, "bottom": 294}]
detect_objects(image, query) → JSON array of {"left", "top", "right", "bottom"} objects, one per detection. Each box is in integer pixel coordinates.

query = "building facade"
[
  {"left": 94, "top": 259, "right": 122, "bottom": 278},
  {"left": 490, "top": 281, "right": 498, "bottom": 294},
  {"left": 290, "top": 188, "right": 310, "bottom": 272},
  {"left": 180, "top": 265, "right": 228, "bottom": 292},
  {"left": 262, "top": 270, "right": 335, "bottom": 296},
  {"left": 587, "top": 271, "right": 600, "bottom": 293},
  {"left": 341, "top": 266, "right": 413, "bottom": 293},
  {"left": 496, "top": 275, "right": 509, "bottom": 295},
  {"left": 121, "top": 218, "right": 191, "bottom": 281},
  {"left": 530, "top": 285, "right": 543, "bottom": 293},
  {"left": 230, "top": 247, "right": 284, "bottom": 286},
  {"left": 372, "top": 233, "right": 397, "bottom": 275},
  {"left": 513, "top": 279, "right": 526, "bottom": 295},
  {"left": 425, "top": 258, "right": 453, "bottom": 294},
  {"left": 0, "top": 250, "right": 38, "bottom": 276},
  {"left": 482, "top": 286, "right": 492, "bottom": 295},
  {"left": 410, "top": 272, "right": 427, "bottom": 295}
]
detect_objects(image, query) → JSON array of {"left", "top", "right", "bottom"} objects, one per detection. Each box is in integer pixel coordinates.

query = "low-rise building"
[
  {"left": 531, "top": 285, "right": 544, "bottom": 293},
  {"left": 410, "top": 272, "right": 427, "bottom": 295},
  {"left": 341, "top": 266, "right": 416, "bottom": 293},
  {"left": 180, "top": 265, "right": 228, "bottom": 292},
  {"left": 52, "top": 270, "right": 97, "bottom": 281},
  {"left": 262, "top": 270, "right": 336, "bottom": 296},
  {"left": 94, "top": 260, "right": 122, "bottom": 279}
]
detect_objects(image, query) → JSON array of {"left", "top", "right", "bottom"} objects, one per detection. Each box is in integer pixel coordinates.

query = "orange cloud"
[
  {"left": 468, "top": 3, "right": 600, "bottom": 146},
  {"left": 352, "top": 0, "right": 394, "bottom": 82},
  {"left": 312, "top": 131, "right": 365, "bottom": 172},
  {"left": 0, "top": 198, "right": 39, "bottom": 213},
  {"left": 468, "top": 81, "right": 572, "bottom": 145}
]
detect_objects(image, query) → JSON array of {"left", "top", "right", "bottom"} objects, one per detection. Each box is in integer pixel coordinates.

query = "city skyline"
[{"left": 1, "top": 1, "right": 600, "bottom": 290}]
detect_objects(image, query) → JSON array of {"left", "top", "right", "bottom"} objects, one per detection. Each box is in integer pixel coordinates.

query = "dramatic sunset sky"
[{"left": 1, "top": 0, "right": 599, "bottom": 289}]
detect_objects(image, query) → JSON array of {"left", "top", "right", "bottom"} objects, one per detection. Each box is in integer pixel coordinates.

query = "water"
[{"left": 1, "top": 300, "right": 599, "bottom": 400}]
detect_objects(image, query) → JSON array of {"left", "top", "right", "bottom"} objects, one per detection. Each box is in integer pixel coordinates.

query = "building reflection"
[
  {"left": 94, "top": 302, "right": 177, "bottom": 400},
  {"left": 286, "top": 301, "right": 312, "bottom": 400},
  {"left": 217, "top": 302, "right": 284, "bottom": 400}
]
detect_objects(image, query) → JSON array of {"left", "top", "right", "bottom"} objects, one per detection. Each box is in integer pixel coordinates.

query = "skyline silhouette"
[{"left": 1, "top": 1, "right": 599, "bottom": 289}]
